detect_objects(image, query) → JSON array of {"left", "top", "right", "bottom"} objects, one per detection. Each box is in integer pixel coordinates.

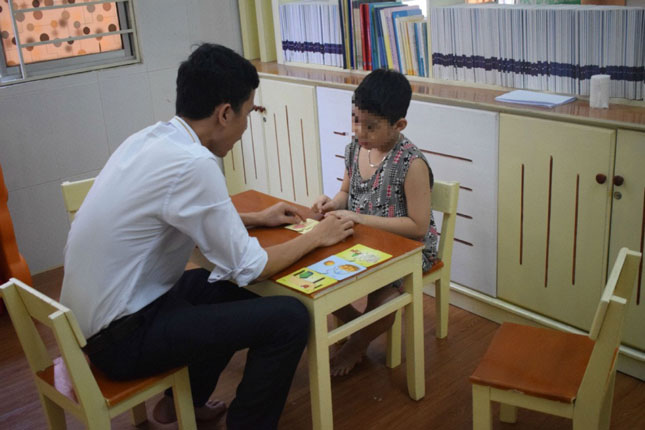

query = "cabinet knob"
[
  {"left": 595, "top": 174, "right": 607, "bottom": 184},
  {"left": 333, "top": 131, "right": 348, "bottom": 136},
  {"left": 613, "top": 175, "right": 624, "bottom": 186}
]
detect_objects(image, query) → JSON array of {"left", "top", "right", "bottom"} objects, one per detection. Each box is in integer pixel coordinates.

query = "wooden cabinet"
[
  {"left": 608, "top": 130, "right": 645, "bottom": 350},
  {"left": 223, "top": 88, "right": 269, "bottom": 195},
  {"left": 405, "top": 101, "right": 498, "bottom": 297},
  {"left": 498, "top": 114, "right": 616, "bottom": 330},
  {"left": 224, "top": 79, "right": 323, "bottom": 206},
  {"left": 316, "top": 87, "right": 352, "bottom": 197}
]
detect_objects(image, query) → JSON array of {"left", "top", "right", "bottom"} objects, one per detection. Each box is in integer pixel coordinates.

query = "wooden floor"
[{"left": 1, "top": 268, "right": 644, "bottom": 430}]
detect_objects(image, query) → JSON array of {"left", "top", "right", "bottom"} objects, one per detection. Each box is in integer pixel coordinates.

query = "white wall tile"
[
  {"left": 7, "top": 180, "right": 72, "bottom": 273},
  {"left": 148, "top": 68, "right": 177, "bottom": 122},
  {"left": 136, "top": 0, "right": 189, "bottom": 72},
  {"left": 40, "top": 84, "right": 110, "bottom": 179},
  {"left": 186, "top": 0, "right": 243, "bottom": 53},
  {"left": 0, "top": 92, "right": 60, "bottom": 191},
  {"left": 99, "top": 72, "right": 154, "bottom": 153}
]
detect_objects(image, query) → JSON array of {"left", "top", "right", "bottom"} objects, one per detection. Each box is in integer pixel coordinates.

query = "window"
[{"left": 0, "top": 0, "right": 139, "bottom": 85}]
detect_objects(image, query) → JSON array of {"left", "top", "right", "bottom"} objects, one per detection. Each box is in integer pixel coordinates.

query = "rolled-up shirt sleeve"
[{"left": 162, "top": 156, "right": 267, "bottom": 286}]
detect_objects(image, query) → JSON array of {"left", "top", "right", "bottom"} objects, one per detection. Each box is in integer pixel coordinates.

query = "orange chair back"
[{"left": 0, "top": 163, "right": 32, "bottom": 312}]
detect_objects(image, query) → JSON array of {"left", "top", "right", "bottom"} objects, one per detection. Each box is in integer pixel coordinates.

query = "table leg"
[
  {"left": 404, "top": 263, "right": 425, "bottom": 400},
  {"left": 308, "top": 307, "right": 333, "bottom": 430}
]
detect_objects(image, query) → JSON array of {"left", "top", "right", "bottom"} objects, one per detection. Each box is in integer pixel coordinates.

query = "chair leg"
[
  {"left": 129, "top": 402, "right": 148, "bottom": 426},
  {"left": 472, "top": 384, "right": 493, "bottom": 430},
  {"left": 40, "top": 394, "right": 67, "bottom": 429},
  {"left": 385, "top": 309, "right": 402, "bottom": 368},
  {"left": 172, "top": 368, "right": 197, "bottom": 430},
  {"left": 499, "top": 403, "right": 518, "bottom": 423},
  {"left": 598, "top": 371, "right": 616, "bottom": 430},
  {"left": 435, "top": 274, "right": 450, "bottom": 339}
]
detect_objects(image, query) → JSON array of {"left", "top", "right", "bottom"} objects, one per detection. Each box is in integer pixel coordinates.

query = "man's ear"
[
  {"left": 214, "top": 103, "right": 233, "bottom": 125},
  {"left": 394, "top": 118, "right": 407, "bottom": 132}
]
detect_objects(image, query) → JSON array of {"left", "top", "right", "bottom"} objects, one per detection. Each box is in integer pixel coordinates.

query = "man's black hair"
[
  {"left": 353, "top": 68, "right": 412, "bottom": 124},
  {"left": 176, "top": 43, "right": 259, "bottom": 119}
]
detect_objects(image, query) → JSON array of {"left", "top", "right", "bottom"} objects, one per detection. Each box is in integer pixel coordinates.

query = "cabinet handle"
[
  {"left": 252, "top": 105, "right": 266, "bottom": 113},
  {"left": 595, "top": 174, "right": 607, "bottom": 184},
  {"left": 613, "top": 175, "right": 624, "bottom": 186},
  {"left": 333, "top": 131, "right": 348, "bottom": 136}
]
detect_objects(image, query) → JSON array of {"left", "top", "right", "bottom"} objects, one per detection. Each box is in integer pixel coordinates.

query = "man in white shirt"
[{"left": 60, "top": 44, "right": 354, "bottom": 430}]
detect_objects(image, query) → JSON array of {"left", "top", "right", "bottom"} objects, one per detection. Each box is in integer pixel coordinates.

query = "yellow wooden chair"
[
  {"left": 469, "top": 247, "right": 641, "bottom": 430},
  {"left": 0, "top": 278, "right": 197, "bottom": 429},
  {"left": 61, "top": 177, "right": 95, "bottom": 223},
  {"left": 385, "top": 180, "right": 459, "bottom": 368}
]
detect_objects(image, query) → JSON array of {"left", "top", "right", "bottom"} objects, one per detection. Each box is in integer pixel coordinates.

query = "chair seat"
[
  {"left": 37, "top": 356, "right": 180, "bottom": 406},
  {"left": 469, "top": 322, "right": 595, "bottom": 403},
  {"left": 424, "top": 259, "right": 444, "bottom": 276}
]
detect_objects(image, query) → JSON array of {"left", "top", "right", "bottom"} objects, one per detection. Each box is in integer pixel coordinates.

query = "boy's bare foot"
[
  {"left": 153, "top": 395, "right": 227, "bottom": 424},
  {"left": 330, "top": 339, "right": 366, "bottom": 376}
]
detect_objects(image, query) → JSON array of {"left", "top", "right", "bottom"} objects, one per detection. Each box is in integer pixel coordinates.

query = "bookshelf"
[
  {"left": 239, "top": 1, "right": 645, "bottom": 101},
  {"left": 239, "top": 0, "right": 277, "bottom": 62}
]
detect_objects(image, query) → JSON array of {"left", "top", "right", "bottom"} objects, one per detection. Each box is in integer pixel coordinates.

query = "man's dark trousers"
[{"left": 89, "top": 269, "right": 310, "bottom": 430}]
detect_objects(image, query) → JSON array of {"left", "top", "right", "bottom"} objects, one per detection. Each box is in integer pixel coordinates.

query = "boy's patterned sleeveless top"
[{"left": 344, "top": 134, "right": 439, "bottom": 272}]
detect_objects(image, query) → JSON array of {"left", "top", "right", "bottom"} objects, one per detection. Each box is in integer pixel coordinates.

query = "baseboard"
[{"left": 424, "top": 281, "right": 645, "bottom": 381}]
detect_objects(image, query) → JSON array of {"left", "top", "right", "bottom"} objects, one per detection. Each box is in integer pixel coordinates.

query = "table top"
[{"left": 231, "top": 190, "right": 424, "bottom": 296}]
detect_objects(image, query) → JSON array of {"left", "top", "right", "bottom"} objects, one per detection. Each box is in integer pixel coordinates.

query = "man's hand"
[
  {"left": 311, "top": 195, "right": 337, "bottom": 215},
  {"left": 259, "top": 202, "right": 304, "bottom": 227},
  {"left": 309, "top": 213, "right": 354, "bottom": 247},
  {"left": 325, "top": 209, "right": 363, "bottom": 225}
]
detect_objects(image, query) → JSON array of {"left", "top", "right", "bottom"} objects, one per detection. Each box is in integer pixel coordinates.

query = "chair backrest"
[
  {"left": 431, "top": 180, "right": 460, "bottom": 262},
  {"left": 577, "top": 248, "right": 641, "bottom": 409},
  {"left": 61, "top": 178, "right": 95, "bottom": 222},
  {"left": 0, "top": 278, "right": 103, "bottom": 411},
  {"left": 0, "top": 164, "right": 32, "bottom": 286}
]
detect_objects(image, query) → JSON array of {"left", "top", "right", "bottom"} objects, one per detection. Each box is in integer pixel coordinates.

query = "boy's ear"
[{"left": 394, "top": 118, "right": 407, "bottom": 132}]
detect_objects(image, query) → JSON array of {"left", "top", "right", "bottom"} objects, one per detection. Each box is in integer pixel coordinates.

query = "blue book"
[
  {"left": 369, "top": 2, "right": 400, "bottom": 70},
  {"left": 391, "top": 8, "right": 421, "bottom": 73}
]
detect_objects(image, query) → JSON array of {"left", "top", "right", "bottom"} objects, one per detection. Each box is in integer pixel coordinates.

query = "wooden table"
[{"left": 193, "top": 190, "right": 426, "bottom": 430}]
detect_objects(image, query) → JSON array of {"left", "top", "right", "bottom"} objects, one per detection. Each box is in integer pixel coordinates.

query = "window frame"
[{"left": 0, "top": 0, "right": 140, "bottom": 85}]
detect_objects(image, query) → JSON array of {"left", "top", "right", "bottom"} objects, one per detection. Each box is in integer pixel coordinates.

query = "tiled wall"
[{"left": 0, "top": 0, "right": 243, "bottom": 273}]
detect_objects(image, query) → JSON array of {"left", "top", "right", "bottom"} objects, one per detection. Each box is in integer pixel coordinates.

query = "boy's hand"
[
  {"left": 310, "top": 213, "right": 354, "bottom": 247},
  {"left": 325, "top": 209, "right": 363, "bottom": 224},
  {"left": 260, "top": 202, "right": 304, "bottom": 227},
  {"left": 312, "top": 195, "right": 336, "bottom": 214}
]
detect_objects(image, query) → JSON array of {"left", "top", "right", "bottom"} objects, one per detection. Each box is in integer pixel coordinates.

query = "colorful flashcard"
[
  {"left": 277, "top": 268, "right": 336, "bottom": 293},
  {"left": 307, "top": 255, "right": 366, "bottom": 281},
  {"left": 335, "top": 244, "right": 392, "bottom": 267},
  {"left": 285, "top": 218, "right": 319, "bottom": 234}
]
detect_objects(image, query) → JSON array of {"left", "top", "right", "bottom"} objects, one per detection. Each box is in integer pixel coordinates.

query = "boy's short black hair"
[
  {"left": 353, "top": 68, "right": 412, "bottom": 124},
  {"left": 176, "top": 43, "right": 259, "bottom": 120}
]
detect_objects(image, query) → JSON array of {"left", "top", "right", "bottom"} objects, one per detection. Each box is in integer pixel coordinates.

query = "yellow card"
[
  {"left": 335, "top": 244, "right": 392, "bottom": 267},
  {"left": 277, "top": 268, "right": 336, "bottom": 293},
  {"left": 285, "top": 218, "right": 319, "bottom": 234}
]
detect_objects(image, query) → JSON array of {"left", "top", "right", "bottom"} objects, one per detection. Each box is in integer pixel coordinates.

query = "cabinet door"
[
  {"left": 498, "top": 114, "right": 615, "bottom": 330},
  {"left": 608, "top": 129, "right": 645, "bottom": 351},
  {"left": 223, "top": 89, "right": 268, "bottom": 195},
  {"left": 316, "top": 87, "right": 353, "bottom": 197},
  {"left": 262, "top": 79, "right": 322, "bottom": 206},
  {"left": 406, "top": 101, "right": 499, "bottom": 297}
]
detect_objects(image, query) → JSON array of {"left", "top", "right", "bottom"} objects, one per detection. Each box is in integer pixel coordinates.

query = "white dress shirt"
[{"left": 60, "top": 117, "right": 268, "bottom": 338}]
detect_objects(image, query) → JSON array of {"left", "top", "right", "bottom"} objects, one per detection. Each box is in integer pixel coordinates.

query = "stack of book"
[
  {"left": 430, "top": 4, "right": 644, "bottom": 100},
  {"left": 277, "top": 0, "right": 430, "bottom": 77}
]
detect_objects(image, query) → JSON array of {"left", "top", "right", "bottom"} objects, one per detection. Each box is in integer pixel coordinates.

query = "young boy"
[{"left": 312, "top": 68, "right": 438, "bottom": 376}]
